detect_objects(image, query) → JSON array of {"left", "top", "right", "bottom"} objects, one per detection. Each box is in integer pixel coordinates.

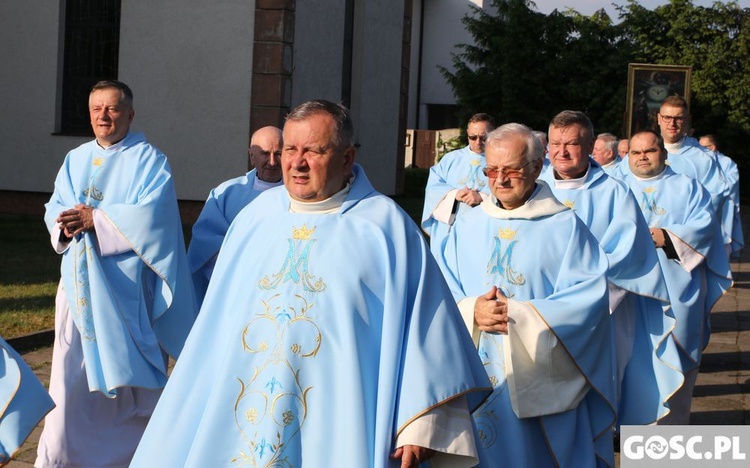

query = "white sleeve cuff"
[
  {"left": 505, "top": 299, "right": 589, "bottom": 418},
  {"left": 94, "top": 210, "right": 133, "bottom": 257},
  {"left": 395, "top": 396, "right": 479, "bottom": 468},
  {"left": 665, "top": 230, "right": 704, "bottom": 272},
  {"left": 457, "top": 297, "right": 480, "bottom": 348},
  {"left": 50, "top": 223, "right": 71, "bottom": 254},
  {"left": 432, "top": 189, "right": 460, "bottom": 224}
]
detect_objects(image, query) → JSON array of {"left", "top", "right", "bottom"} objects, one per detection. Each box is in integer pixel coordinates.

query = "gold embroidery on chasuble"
[
  {"left": 640, "top": 186, "right": 666, "bottom": 216},
  {"left": 487, "top": 227, "right": 525, "bottom": 290},
  {"left": 82, "top": 156, "right": 106, "bottom": 202},
  {"left": 233, "top": 225, "right": 325, "bottom": 466},
  {"left": 458, "top": 157, "right": 487, "bottom": 189}
]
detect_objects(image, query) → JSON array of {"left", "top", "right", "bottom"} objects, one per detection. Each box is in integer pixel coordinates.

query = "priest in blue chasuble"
[
  {"left": 618, "top": 130, "right": 732, "bottom": 424},
  {"left": 422, "top": 113, "right": 495, "bottom": 259},
  {"left": 435, "top": 122, "right": 616, "bottom": 467},
  {"left": 132, "top": 100, "right": 491, "bottom": 467},
  {"left": 539, "top": 112, "right": 683, "bottom": 431},
  {"left": 36, "top": 81, "right": 198, "bottom": 467},
  {"left": 188, "top": 126, "right": 284, "bottom": 306}
]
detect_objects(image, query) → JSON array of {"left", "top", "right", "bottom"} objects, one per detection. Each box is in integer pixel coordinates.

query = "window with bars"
[{"left": 58, "top": 0, "right": 121, "bottom": 135}]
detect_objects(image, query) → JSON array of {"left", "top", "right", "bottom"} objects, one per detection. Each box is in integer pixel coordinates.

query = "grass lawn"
[
  {"left": 0, "top": 168, "right": 430, "bottom": 338},
  {"left": 0, "top": 215, "right": 60, "bottom": 338}
]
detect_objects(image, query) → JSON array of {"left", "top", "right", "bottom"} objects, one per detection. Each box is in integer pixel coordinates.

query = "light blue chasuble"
[
  {"left": 712, "top": 149, "right": 743, "bottom": 256},
  {"left": 0, "top": 337, "right": 55, "bottom": 463},
  {"left": 600, "top": 157, "right": 621, "bottom": 177},
  {"left": 422, "top": 146, "right": 490, "bottom": 256},
  {"left": 131, "top": 165, "right": 491, "bottom": 467},
  {"left": 539, "top": 162, "right": 683, "bottom": 426},
  {"left": 437, "top": 182, "right": 616, "bottom": 468},
  {"left": 646, "top": 137, "right": 731, "bottom": 245},
  {"left": 187, "top": 169, "right": 281, "bottom": 305},
  {"left": 619, "top": 166, "right": 733, "bottom": 370},
  {"left": 44, "top": 132, "right": 198, "bottom": 396}
]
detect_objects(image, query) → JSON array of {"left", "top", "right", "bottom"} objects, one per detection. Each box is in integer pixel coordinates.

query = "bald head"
[{"left": 250, "top": 126, "right": 283, "bottom": 183}]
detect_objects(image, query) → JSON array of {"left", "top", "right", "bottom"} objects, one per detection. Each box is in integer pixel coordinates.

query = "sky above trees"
[{"left": 532, "top": 0, "right": 745, "bottom": 16}]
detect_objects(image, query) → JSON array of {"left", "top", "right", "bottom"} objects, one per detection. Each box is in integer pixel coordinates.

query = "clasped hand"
[
  {"left": 456, "top": 188, "right": 482, "bottom": 207},
  {"left": 57, "top": 204, "right": 95, "bottom": 238},
  {"left": 475, "top": 285, "right": 509, "bottom": 334},
  {"left": 649, "top": 227, "right": 666, "bottom": 248}
]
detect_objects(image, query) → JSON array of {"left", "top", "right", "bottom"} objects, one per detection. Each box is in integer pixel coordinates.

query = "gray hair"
[
  {"left": 596, "top": 132, "right": 618, "bottom": 154},
  {"left": 286, "top": 100, "right": 355, "bottom": 150},
  {"left": 532, "top": 130, "right": 547, "bottom": 147},
  {"left": 549, "top": 110, "right": 594, "bottom": 143},
  {"left": 486, "top": 123, "right": 544, "bottom": 164}
]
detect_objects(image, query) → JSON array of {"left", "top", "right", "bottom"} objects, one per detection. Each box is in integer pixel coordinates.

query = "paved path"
[{"left": 10, "top": 254, "right": 750, "bottom": 466}]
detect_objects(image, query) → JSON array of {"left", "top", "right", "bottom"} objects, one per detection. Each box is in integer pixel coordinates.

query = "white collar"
[
  {"left": 252, "top": 176, "right": 283, "bottom": 192},
  {"left": 664, "top": 137, "right": 685, "bottom": 153},
  {"left": 633, "top": 169, "right": 667, "bottom": 182},
  {"left": 552, "top": 164, "right": 590, "bottom": 190},
  {"left": 289, "top": 176, "right": 354, "bottom": 214},
  {"left": 481, "top": 181, "right": 568, "bottom": 220}
]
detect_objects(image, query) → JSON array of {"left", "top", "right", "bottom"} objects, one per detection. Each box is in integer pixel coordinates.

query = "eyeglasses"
[
  {"left": 482, "top": 161, "right": 532, "bottom": 178},
  {"left": 468, "top": 134, "right": 487, "bottom": 142},
  {"left": 659, "top": 114, "right": 686, "bottom": 124}
]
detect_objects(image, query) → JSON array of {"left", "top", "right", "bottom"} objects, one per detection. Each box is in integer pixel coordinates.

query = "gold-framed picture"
[{"left": 625, "top": 63, "right": 692, "bottom": 137}]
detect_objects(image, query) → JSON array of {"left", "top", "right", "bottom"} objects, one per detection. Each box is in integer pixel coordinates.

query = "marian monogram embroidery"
[
  {"left": 82, "top": 157, "right": 106, "bottom": 203},
  {"left": 458, "top": 158, "right": 487, "bottom": 190},
  {"left": 82, "top": 186, "right": 103, "bottom": 202},
  {"left": 640, "top": 186, "right": 666, "bottom": 217},
  {"left": 258, "top": 225, "right": 326, "bottom": 292},
  {"left": 234, "top": 225, "right": 326, "bottom": 466},
  {"left": 487, "top": 227, "right": 525, "bottom": 287}
]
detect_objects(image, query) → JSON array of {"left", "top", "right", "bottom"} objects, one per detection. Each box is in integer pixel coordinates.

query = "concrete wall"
[
  {"left": 113, "top": 0, "right": 255, "bottom": 201},
  {"left": 0, "top": 0, "right": 255, "bottom": 201},
  {"left": 292, "top": 0, "right": 405, "bottom": 195},
  {"left": 0, "top": 2, "right": 79, "bottom": 196},
  {"left": 407, "top": 0, "right": 489, "bottom": 129},
  {"left": 0, "top": 0, "right": 406, "bottom": 200}
]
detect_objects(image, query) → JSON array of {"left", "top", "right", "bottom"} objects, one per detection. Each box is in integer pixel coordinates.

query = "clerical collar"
[
  {"left": 553, "top": 164, "right": 589, "bottom": 189},
  {"left": 664, "top": 137, "right": 685, "bottom": 153},
  {"left": 482, "top": 181, "right": 567, "bottom": 220},
  {"left": 253, "top": 176, "right": 283, "bottom": 192},
  {"left": 95, "top": 133, "right": 129, "bottom": 151},
  {"left": 633, "top": 169, "right": 667, "bottom": 182},
  {"left": 289, "top": 175, "right": 354, "bottom": 214}
]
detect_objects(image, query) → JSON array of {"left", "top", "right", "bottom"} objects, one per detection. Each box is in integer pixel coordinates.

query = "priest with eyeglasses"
[{"left": 434, "top": 122, "right": 616, "bottom": 467}]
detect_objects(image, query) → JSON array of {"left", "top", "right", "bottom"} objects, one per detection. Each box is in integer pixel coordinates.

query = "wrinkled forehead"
[
  {"left": 486, "top": 137, "right": 527, "bottom": 165},
  {"left": 549, "top": 124, "right": 589, "bottom": 141},
  {"left": 89, "top": 87, "right": 128, "bottom": 107}
]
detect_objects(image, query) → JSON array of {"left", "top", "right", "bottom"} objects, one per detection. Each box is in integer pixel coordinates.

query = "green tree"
[
  {"left": 441, "top": 0, "right": 570, "bottom": 131},
  {"left": 444, "top": 0, "right": 750, "bottom": 168},
  {"left": 442, "top": 0, "right": 633, "bottom": 134},
  {"left": 619, "top": 0, "right": 750, "bottom": 164}
]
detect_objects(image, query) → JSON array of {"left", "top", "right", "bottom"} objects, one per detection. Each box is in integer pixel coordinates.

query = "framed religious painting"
[{"left": 625, "top": 63, "right": 692, "bottom": 137}]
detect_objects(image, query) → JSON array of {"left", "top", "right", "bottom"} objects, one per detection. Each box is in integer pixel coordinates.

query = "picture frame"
[{"left": 625, "top": 63, "right": 692, "bottom": 137}]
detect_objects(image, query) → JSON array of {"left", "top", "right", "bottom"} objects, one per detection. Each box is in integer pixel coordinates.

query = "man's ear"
[{"left": 343, "top": 145, "right": 356, "bottom": 171}]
